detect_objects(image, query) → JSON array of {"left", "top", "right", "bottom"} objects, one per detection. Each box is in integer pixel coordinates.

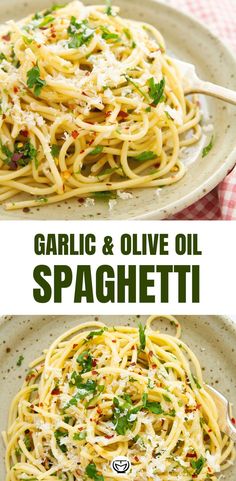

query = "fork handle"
[{"left": 185, "top": 81, "right": 236, "bottom": 106}]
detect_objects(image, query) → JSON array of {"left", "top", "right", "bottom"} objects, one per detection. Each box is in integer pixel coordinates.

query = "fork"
[
  {"left": 206, "top": 385, "right": 236, "bottom": 441},
  {"left": 174, "top": 58, "right": 236, "bottom": 106}
]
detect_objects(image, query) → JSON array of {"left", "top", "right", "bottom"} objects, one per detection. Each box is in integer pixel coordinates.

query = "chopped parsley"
[
  {"left": 68, "top": 17, "right": 94, "bottom": 49},
  {"left": 73, "top": 431, "right": 87, "bottom": 441},
  {"left": 202, "top": 136, "right": 214, "bottom": 157},
  {"left": 90, "top": 145, "right": 104, "bottom": 155},
  {"left": 51, "top": 144, "right": 61, "bottom": 158},
  {"left": 134, "top": 151, "right": 157, "bottom": 162},
  {"left": 16, "top": 355, "right": 24, "bottom": 366},
  {"left": 191, "top": 455, "right": 205, "bottom": 475},
  {"left": 65, "top": 376, "right": 97, "bottom": 409},
  {"left": 86, "top": 328, "right": 106, "bottom": 340},
  {"left": 44, "top": 4, "right": 66, "bottom": 15},
  {"left": 142, "top": 393, "right": 164, "bottom": 414},
  {"left": 163, "top": 394, "right": 171, "bottom": 402},
  {"left": 54, "top": 429, "right": 68, "bottom": 453},
  {"left": 85, "top": 462, "right": 104, "bottom": 481},
  {"left": 23, "top": 432, "right": 33, "bottom": 451},
  {"left": 0, "top": 53, "right": 6, "bottom": 62},
  {"left": 37, "top": 15, "right": 55, "bottom": 28},
  {"left": 124, "top": 74, "right": 150, "bottom": 102},
  {"left": 105, "top": 0, "right": 113, "bottom": 16},
  {"left": 148, "top": 77, "right": 165, "bottom": 106},
  {"left": 192, "top": 374, "right": 202, "bottom": 389},
  {"left": 112, "top": 397, "right": 140, "bottom": 435},
  {"left": 0, "top": 141, "right": 37, "bottom": 169},
  {"left": 101, "top": 26, "right": 120, "bottom": 42},
  {"left": 27, "top": 63, "right": 46, "bottom": 96},
  {"left": 92, "top": 191, "right": 117, "bottom": 199},
  {"left": 138, "top": 323, "right": 146, "bottom": 351},
  {"left": 76, "top": 350, "right": 93, "bottom": 373}
]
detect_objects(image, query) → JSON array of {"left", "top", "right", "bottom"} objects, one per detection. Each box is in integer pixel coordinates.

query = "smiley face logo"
[{"left": 111, "top": 456, "right": 131, "bottom": 474}]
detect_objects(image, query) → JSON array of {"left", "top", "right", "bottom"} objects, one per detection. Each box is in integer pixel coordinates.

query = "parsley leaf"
[
  {"left": 68, "top": 17, "right": 94, "bottom": 49},
  {"left": 27, "top": 63, "right": 46, "bottom": 96},
  {"left": 148, "top": 77, "right": 165, "bottom": 106},
  {"left": 134, "top": 151, "right": 157, "bottom": 162},
  {"left": 0, "top": 53, "right": 6, "bottom": 62},
  {"left": 65, "top": 376, "right": 97, "bottom": 409},
  {"left": 92, "top": 191, "right": 117, "bottom": 199},
  {"left": 101, "top": 26, "right": 120, "bottom": 41},
  {"left": 54, "top": 429, "right": 68, "bottom": 453},
  {"left": 23, "top": 432, "right": 33, "bottom": 451},
  {"left": 76, "top": 350, "right": 93, "bottom": 373},
  {"left": 112, "top": 397, "right": 140, "bottom": 435},
  {"left": 85, "top": 462, "right": 104, "bottom": 481},
  {"left": 37, "top": 15, "right": 55, "bottom": 28},
  {"left": 191, "top": 455, "right": 205, "bottom": 475},
  {"left": 142, "top": 393, "right": 164, "bottom": 414},
  {"left": 138, "top": 323, "right": 146, "bottom": 351},
  {"left": 90, "top": 145, "right": 104, "bottom": 155},
  {"left": 105, "top": 0, "right": 113, "bottom": 16},
  {"left": 44, "top": 4, "right": 66, "bottom": 15},
  {"left": 202, "top": 136, "right": 214, "bottom": 158},
  {"left": 124, "top": 74, "right": 150, "bottom": 101},
  {"left": 86, "top": 328, "right": 106, "bottom": 340},
  {"left": 191, "top": 374, "right": 202, "bottom": 389},
  {"left": 73, "top": 431, "right": 87, "bottom": 441},
  {"left": 51, "top": 144, "right": 61, "bottom": 158},
  {"left": 16, "top": 355, "right": 24, "bottom": 366}
]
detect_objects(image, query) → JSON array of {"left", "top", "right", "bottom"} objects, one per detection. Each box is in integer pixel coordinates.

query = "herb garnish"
[
  {"left": 54, "top": 429, "right": 68, "bottom": 453},
  {"left": 202, "top": 136, "right": 214, "bottom": 157},
  {"left": 68, "top": 17, "right": 94, "bottom": 49},
  {"left": 27, "top": 63, "right": 46, "bottom": 96},
  {"left": 192, "top": 374, "right": 202, "bottom": 389},
  {"left": 124, "top": 74, "right": 150, "bottom": 102},
  {"left": 105, "top": 0, "right": 113, "bottom": 16},
  {"left": 76, "top": 350, "right": 93, "bottom": 373},
  {"left": 51, "top": 144, "right": 61, "bottom": 158},
  {"left": 73, "top": 431, "right": 87, "bottom": 441},
  {"left": 65, "top": 376, "right": 97, "bottom": 409},
  {"left": 101, "top": 26, "right": 120, "bottom": 42},
  {"left": 86, "top": 328, "right": 107, "bottom": 340},
  {"left": 23, "top": 432, "right": 33, "bottom": 451},
  {"left": 148, "top": 77, "right": 165, "bottom": 106},
  {"left": 112, "top": 397, "right": 140, "bottom": 434},
  {"left": 142, "top": 393, "right": 164, "bottom": 414},
  {"left": 85, "top": 462, "right": 104, "bottom": 481},
  {"left": 17, "top": 355, "right": 24, "bottom": 366},
  {"left": 191, "top": 455, "right": 205, "bottom": 475},
  {"left": 90, "top": 145, "right": 104, "bottom": 155},
  {"left": 134, "top": 151, "right": 157, "bottom": 162},
  {"left": 0, "top": 141, "right": 37, "bottom": 169},
  {"left": 138, "top": 323, "right": 146, "bottom": 351}
]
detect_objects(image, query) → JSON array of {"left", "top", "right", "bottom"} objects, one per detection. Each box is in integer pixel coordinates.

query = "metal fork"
[
  {"left": 173, "top": 58, "right": 236, "bottom": 106},
  {"left": 206, "top": 385, "right": 236, "bottom": 441}
]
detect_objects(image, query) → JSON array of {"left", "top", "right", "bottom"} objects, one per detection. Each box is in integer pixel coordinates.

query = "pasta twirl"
[
  {"left": 3, "top": 316, "right": 235, "bottom": 480},
  {"left": 0, "top": 1, "right": 201, "bottom": 210}
]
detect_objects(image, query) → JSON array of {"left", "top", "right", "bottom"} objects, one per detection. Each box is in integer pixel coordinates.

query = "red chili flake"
[
  {"left": 88, "top": 138, "right": 95, "bottom": 146},
  {"left": 20, "top": 129, "right": 29, "bottom": 138},
  {"left": 25, "top": 372, "right": 36, "bottom": 382},
  {"left": 51, "top": 33, "right": 56, "bottom": 38},
  {"left": 78, "top": 427, "right": 83, "bottom": 431},
  {"left": 92, "top": 370, "right": 98, "bottom": 375},
  {"left": 186, "top": 452, "right": 197, "bottom": 458},
  {"left": 92, "top": 359, "right": 97, "bottom": 367},
  {"left": 97, "top": 407, "right": 102, "bottom": 415},
  {"left": 208, "top": 428, "right": 212, "bottom": 433},
  {"left": 73, "top": 343, "right": 78, "bottom": 349},
  {"left": 102, "top": 376, "right": 106, "bottom": 380},
  {"left": 87, "top": 406, "right": 94, "bottom": 410},
  {"left": 118, "top": 110, "right": 129, "bottom": 119},
  {"left": 134, "top": 456, "right": 139, "bottom": 462},
  {"left": 78, "top": 198, "right": 85, "bottom": 204},
  {"left": 232, "top": 418, "right": 236, "bottom": 425},
  {"left": 72, "top": 130, "right": 79, "bottom": 139},
  {"left": 192, "top": 475, "right": 197, "bottom": 479},
  {"left": 105, "top": 111, "right": 112, "bottom": 117},
  {"left": 80, "top": 149, "right": 85, "bottom": 154},
  {"left": 130, "top": 362, "right": 136, "bottom": 366},
  {"left": 13, "top": 86, "right": 19, "bottom": 93},
  {"left": 131, "top": 345, "right": 136, "bottom": 350},
  {"left": 196, "top": 403, "right": 202, "bottom": 410},
  {"left": 105, "top": 434, "right": 114, "bottom": 439},
  {"left": 2, "top": 33, "right": 10, "bottom": 41},
  {"left": 30, "top": 404, "right": 34, "bottom": 410},
  {"left": 112, "top": 339, "right": 116, "bottom": 343},
  {"left": 39, "top": 402, "right": 43, "bottom": 407},
  {"left": 151, "top": 364, "right": 157, "bottom": 369},
  {"left": 51, "top": 387, "right": 61, "bottom": 395}
]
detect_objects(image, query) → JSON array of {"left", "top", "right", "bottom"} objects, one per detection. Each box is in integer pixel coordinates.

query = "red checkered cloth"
[{"left": 164, "top": 0, "right": 236, "bottom": 220}]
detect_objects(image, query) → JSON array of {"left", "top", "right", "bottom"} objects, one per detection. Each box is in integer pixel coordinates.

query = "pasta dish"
[
  {"left": 0, "top": 1, "right": 202, "bottom": 210},
  {"left": 3, "top": 316, "right": 235, "bottom": 480}
]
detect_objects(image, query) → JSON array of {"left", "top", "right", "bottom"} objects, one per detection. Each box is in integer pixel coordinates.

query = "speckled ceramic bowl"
[
  {"left": 0, "top": 0, "right": 236, "bottom": 219},
  {"left": 0, "top": 315, "right": 235, "bottom": 478}
]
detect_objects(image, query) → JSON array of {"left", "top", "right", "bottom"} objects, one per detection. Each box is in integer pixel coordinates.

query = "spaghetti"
[
  {"left": 3, "top": 316, "right": 235, "bottom": 480},
  {"left": 0, "top": 1, "right": 202, "bottom": 210}
]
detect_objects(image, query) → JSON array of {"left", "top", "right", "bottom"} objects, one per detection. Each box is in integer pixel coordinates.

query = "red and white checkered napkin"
[{"left": 164, "top": 0, "right": 236, "bottom": 220}]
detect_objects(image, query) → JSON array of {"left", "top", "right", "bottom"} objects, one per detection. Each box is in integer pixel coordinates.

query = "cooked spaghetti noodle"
[
  {"left": 0, "top": 1, "right": 202, "bottom": 210},
  {"left": 3, "top": 316, "right": 235, "bottom": 480}
]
